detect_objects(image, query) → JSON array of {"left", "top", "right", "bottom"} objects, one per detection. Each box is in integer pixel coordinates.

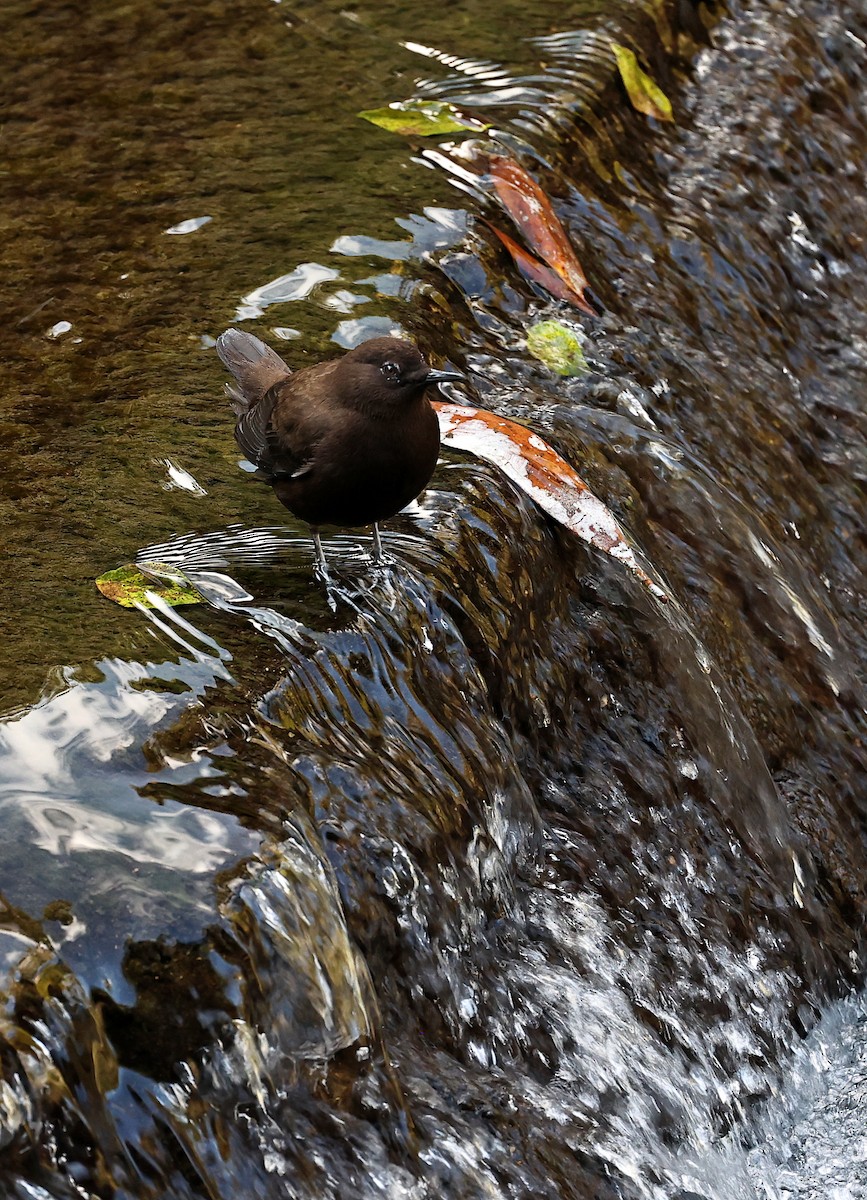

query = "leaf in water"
[
  {"left": 488, "top": 156, "right": 602, "bottom": 316},
  {"left": 359, "top": 100, "right": 490, "bottom": 137},
  {"left": 612, "top": 43, "right": 674, "bottom": 122},
  {"left": 434, "top": 401, "right": 668, "bottom": 602},
  {"left": 487, "top": 223, "right": 595, "bottom": 311},
  {"left": 526, "top": 320, "right": 589, "bottom": 376},
  {"left": 95, "top": 562, "right": 202, "bottom": 609}
]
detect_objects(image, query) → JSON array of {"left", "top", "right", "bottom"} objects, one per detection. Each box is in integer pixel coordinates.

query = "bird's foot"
[
  {"left": 369, "top": 525, "right": 397, "bottom": 583},
  {"left": 312, "top": 560, "right": 342, "bottom": 614},
  {"left": 310, "top": 531, "right": 339, "bottom": 610}
]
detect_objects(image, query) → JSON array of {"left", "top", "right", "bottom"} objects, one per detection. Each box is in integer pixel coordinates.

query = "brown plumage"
[{"left": 216, "top": 330, "right": 462, "bottom": 566}]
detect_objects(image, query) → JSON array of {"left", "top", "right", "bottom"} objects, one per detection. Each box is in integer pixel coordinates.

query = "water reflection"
[
  {"left": 155, "top": 458, "right": 208, "bottom": 495},
  {"left": 0, "top": 662, "right": 268, "bottom": 1024},
  {"left": 236, "top": 263, "right": 341, "bottom": 321},
  {"left": 163, "top": 216, "right": 213, "bottom": 236}
]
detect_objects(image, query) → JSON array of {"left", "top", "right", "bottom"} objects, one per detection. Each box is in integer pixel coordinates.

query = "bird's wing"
[
  {"left": 258, "top": 360, "right": 342, "bottom": 479},
  {"left": 233, "top": 388, "right": 278, "bottom": 468}
]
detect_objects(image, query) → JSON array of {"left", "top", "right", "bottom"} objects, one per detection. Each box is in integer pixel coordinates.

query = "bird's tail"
[{"left": 215, "top": 329, "right": 291, "bottom": 414}]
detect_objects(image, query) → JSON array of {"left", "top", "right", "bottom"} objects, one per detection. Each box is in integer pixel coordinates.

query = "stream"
[{"left": 1, "top": 0, "right": 867, "bottom": 1196}]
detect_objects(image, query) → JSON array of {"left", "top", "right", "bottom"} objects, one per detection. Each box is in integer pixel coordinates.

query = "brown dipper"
[{"left": 216, "top": 330, "right": 462, "bottom": 568}]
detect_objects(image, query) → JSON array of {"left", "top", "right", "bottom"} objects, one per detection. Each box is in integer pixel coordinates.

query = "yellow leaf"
[
  {"left": 612, "top": 43, "right": 674, "bottom": 123},
  {"left": 358, "top": 100, "right": 489, "bottom": 137},
  {"left": 526, "top": 321, "right": 589, "bottom": 376}
]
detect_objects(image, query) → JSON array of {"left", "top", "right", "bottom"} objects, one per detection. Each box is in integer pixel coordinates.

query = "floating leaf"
[
  {"left": 612, "top": 44, "right": 674, "bottom": 122},
  {"left": 526, "top": 320, "right": 589, "bottom": 376},
  {"left": 95, "top": 562, "right": 202, "bottom": 609},
  {"left": 359, "top": 100, "right": 490, "bottom": 138},
  {"left": 488, "top": 156, "right": 602, "bottom": 316},
  {"left": 487, "top": 223, "right": 593, "bottom": 310},
  {"left": 434, "top": 401, "right": 668, "bottom": 602}
]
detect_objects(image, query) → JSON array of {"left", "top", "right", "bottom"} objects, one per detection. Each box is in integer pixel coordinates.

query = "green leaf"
[
  {"left": 96, "top": 562, "right": 202, "bottom": 609},
  {"left": 612, "top": 44, "right": 674, "bottom": 123},
  {"left": 526, "top": 321, "right": 589, "bottom": 376},
  {"left": 358, "top": 99, "right": 490, "bottom": 137}
]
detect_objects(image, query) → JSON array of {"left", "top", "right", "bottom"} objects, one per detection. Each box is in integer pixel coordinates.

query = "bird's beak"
[{"left": 425, "top": 367, "right": 464, "bottom": 386}]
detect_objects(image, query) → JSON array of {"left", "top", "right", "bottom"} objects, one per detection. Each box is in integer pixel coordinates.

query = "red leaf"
[
  {"left": 487, "top": 223, "right": 599, "bottom": 315},
  {"left": 434, "top": 400, "right": 668, "bottom": 602},
  {"left": 488, "top": 156, "right": 601, "bottom": 315}
]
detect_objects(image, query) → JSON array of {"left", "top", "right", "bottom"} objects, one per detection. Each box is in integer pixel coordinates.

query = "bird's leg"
[
  {"left": 372, "top": 523, "right": 384, "bottom": 564},
  {"left": 311, "top": 528, "right": 338, "bottom": 610},
  {"left": 312, "top": 528, "right": 327, "bottom": 572},
  {"left": 312, "top": 528, "right": 334, "bottom": 591}
]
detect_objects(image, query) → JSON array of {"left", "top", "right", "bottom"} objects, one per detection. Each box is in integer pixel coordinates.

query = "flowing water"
[{"left": 1, "top": 0, "right": 867, "bottom": 1196}]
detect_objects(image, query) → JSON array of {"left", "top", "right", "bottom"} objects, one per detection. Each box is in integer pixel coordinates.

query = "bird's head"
[{"left": 338, "top": 337, "right": 463, "bottom": 413}]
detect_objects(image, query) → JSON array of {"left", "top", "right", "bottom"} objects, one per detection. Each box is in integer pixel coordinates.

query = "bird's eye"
[{"left": 380, "top": 361, "right": 401, "bottom": 382}]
